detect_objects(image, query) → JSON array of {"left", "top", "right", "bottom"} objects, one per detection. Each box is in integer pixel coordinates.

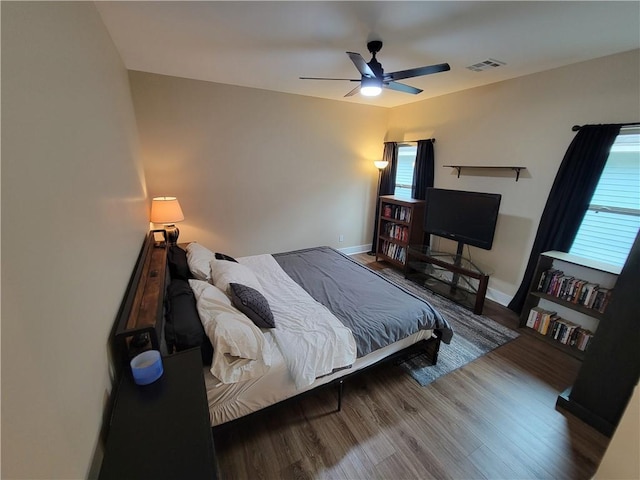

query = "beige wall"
[
  {"left": 1, "top": 3, "right": 147, "bottom": 479},
  {"left": 1, "top": 5, "right": 637, "bottom": 477},
  {"left": 388, "top": 49, "right": 640, "bottom": 302},
  {"left": 129, "top": 71, "right": 389, "bottom": 256},
  {"left": 595, "top": 384, "right": 640, "bottom": 479},
  {"left": 131, "top": 51, "right": 639, "bottom": 303}
]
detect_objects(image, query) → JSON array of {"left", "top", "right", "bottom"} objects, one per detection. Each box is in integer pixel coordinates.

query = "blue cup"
[{"left": 130, "top": 350, "right": 163, "bottom": 385}]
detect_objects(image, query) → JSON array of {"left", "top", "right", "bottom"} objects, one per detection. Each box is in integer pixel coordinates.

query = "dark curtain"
[
  {"left": 508, "top": 124, "right": 621, "bottom": 314},
  {"left": 379, "top": 142, "right": 399, "bottom": 195},
  {"left": 370, "top": 142, "right": 398, "bottom": 253},
  {"left": 411, "top": 139, "right": 435, "bottom": 200}
]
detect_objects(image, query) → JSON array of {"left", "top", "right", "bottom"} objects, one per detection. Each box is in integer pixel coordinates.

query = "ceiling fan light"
[
  {"left": 361, "top": 77, "right": 382, "bottom": 96},
  {"left": 361, "top": 85, "right": 382, "bottom": 97}
]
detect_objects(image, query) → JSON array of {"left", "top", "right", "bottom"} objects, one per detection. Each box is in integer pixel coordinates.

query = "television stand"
[{"left": 405, "top": 244, "right": 492, "bottom": 314}]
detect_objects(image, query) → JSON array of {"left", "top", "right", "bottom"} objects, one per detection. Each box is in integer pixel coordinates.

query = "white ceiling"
[{"left": 96, "top": 1, "right": 640, "bottom": 108}]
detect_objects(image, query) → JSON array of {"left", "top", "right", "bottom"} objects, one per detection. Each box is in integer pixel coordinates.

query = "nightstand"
[{"left": 99, "top": 348, "right": 218, "bottom": 479}]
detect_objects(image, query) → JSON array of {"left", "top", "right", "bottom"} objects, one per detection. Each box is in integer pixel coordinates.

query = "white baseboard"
[
  {"left": 486, "top": 287, "right": 512, "bottom": 307},
  {"left": 338, "top": 244, "right": 372, "bottom": 255}
]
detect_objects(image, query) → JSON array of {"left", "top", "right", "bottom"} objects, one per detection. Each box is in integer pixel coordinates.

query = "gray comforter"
[{"left": 273, "top": 246, "right": 453, "bottom": 357}]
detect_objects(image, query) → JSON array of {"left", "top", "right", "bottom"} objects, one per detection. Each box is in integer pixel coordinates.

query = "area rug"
[{"left": 372, "top": 266, "right": 519, "bottom": 387}]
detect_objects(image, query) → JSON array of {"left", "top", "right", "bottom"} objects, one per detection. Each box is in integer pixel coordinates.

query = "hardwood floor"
[{"left": 213, "top": 256, "right": 610, "bottom": 480}]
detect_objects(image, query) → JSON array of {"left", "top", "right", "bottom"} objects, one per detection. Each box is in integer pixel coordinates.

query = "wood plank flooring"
[{"left": 213, "top": 256, "right": 610, "bottom": 479}]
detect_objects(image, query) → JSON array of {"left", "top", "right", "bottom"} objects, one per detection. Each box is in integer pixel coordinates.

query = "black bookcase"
[
  {"left": 376, "top": 195, "right": 425, "bottom": 267},
  {"left": 556, "top": 232, "right": 640, "bottom": 436}
]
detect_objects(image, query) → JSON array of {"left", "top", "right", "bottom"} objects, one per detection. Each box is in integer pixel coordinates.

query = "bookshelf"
[
  {"left": 555, "top": 234, "right": 640, "bottom": 436},
  {"left": 376, "top": 195, "right": 425, "bottom": 268},
  {"left": 518, "top": 251, "right": 620, "bottom": 360}
]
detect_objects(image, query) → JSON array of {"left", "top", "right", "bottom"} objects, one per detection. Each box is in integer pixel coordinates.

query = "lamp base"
[{"left": 164, "top": 224, "right": 180, "bottom": 246}]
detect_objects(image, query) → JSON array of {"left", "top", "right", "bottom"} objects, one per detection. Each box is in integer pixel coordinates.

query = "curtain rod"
[
  {"left": 572, "top": 122, "right": 640, "bottom": 131},
  {"left": 397, "top": 138, "right": 436, "bottom": 144}
]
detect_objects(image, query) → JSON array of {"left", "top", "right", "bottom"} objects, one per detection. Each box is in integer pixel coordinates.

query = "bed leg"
[
  {"left": 431, "top": 333, "right": 442, "bottom": 366},
  {"left": 337, "top": 379, "right": 344, "bottom": 412}
]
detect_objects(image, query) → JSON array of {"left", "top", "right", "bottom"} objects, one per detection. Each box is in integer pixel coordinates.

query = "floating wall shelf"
[{"left": 444, "top": 165, "right": 527, "bottom": 181}]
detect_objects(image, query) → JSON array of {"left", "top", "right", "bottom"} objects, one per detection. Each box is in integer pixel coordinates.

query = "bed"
[{"left": 113, "top": 233, "right": 453, "bottom": 427}]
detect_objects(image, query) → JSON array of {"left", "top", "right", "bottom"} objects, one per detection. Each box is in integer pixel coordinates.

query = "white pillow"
[
  {"left": 186, "top": 242, "right": 216, "bottom": 281},
  {"left": 189, "top": 280, "right": 271, "bottom": 384},
  {"left": 209, "top": 259, "right": 264, "bottom": 296}
]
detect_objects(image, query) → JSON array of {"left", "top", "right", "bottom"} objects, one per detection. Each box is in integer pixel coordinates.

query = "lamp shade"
[
  {"left": 150, "top": 196, "right": 184, "bottom": 224},
  {"left": 374, "top": 160, "right": 389, "bottom": 170}
]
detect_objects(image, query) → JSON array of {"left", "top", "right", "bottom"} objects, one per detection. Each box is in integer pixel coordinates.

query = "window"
[
  {"left": 569, "top": 129, "right": 640, "bottom": 267},
  {"left": 394, "top": 144, "right": 417, "bottom": 198}
]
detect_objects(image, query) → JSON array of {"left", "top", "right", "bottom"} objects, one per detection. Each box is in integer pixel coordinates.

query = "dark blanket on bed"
[{"left": 273, "top": 246, "right": 453, "bottom": 357}]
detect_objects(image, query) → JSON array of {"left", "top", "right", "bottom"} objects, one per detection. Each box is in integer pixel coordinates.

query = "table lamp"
[{"left": 150, "top": 196, "right": 184, "bottom": 246}]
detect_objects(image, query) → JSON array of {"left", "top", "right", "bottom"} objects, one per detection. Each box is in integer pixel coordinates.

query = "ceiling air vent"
[{"left": 466, "top": 58, "right": 506, "bottom": 72}]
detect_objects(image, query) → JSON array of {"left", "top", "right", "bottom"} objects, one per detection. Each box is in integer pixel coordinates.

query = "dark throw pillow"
[
  {"left": 229, "top": 282, "right": 275, "bottom": 329},
  {"left": 215, "top": 252, "right": 238, "bottom": 263},
  {"left": 168, "top": 246, "right": 192, "bottom": 280},
  {"left": 166, "top": 279, "right": 213, "bottom": 365}
]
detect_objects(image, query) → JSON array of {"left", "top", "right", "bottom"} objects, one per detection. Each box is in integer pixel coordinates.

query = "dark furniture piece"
[
  {"left": 99, "top": 348, "right": 218, "bottom": 480},
  {"left": 404, "top": 245, "right": 491, "bottom": 314},
  {"left": 111, "top": 229, "right": 169, "bottom": 376},
  {"left": 518, "top": 250, "right": 619, "bottom": 360},
  {"left": 556, "top": 233, "right": 640, "bottom": 436},
  {"left": 103, "top": 233, "right": 219, "bottom": 479},
  {"left": 108, "top": 232, "right": 448, "bottom": 430},
  {"left": 376, "top": 195, "right": 425, "bottom": 267}
]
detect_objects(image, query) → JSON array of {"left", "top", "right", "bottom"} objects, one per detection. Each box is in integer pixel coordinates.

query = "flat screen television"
[{"left": 424, "top": 188, "right": 502, "bottom": 252}]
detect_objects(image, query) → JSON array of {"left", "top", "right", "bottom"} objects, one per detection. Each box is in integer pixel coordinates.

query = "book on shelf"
[
  {"left": 381, "top": 203, "right": 412, "bottom": 223},
  {"left": 537, "top": 268, "right": 612, "bottom": 313},
  {"left": 575, "top": 329, "right": 594, "bottom": 351},
  {"left": 553, "top": 275, "right": 566, "bottom": 298},
  {"left": 538, "top": 269, "right": 561, "bottom": 293},
  {"left": 591, "top": 288, "right": 612, "bottom": 313},
  {"left": 526, "top": 306, "right": 543, "bottom": 329},
  {"left": 381, "top": 240, "right": 406, "bottom": 263},
  {"left": 383, "top": 224, "right": 410, "bottom": 242},
  {"left": 525, "top": 306, "right": 594, "bottom": 352},
  {"left": 578, "top": 283, "right": 598, "bottom": 306},
  {"left": 525, "top": 306, "right": 557, "bottom": 335}
]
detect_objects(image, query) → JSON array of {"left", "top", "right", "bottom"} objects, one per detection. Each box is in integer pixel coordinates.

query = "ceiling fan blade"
[
  {"left": 386, "top": 63, "right": 450, "bottom": 81},
  {"left": 299, "top": 76, "right": 359, "bottom": 81},
  {"left": 384, "top": 81, "right": 423, "bottom": 95},
  {"left": 344, "top": 85, "right": 361, "bottom": 97},
  {"left": 346, "top": 52, "right": 377, "bottom": 78}
]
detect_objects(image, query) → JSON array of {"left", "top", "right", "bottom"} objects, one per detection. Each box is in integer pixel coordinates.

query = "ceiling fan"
[{"left": 300, "top": 40, "right": 450, "bottom": 97}]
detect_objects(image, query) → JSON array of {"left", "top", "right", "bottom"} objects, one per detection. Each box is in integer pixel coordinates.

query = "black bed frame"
[{"left": 110, "top": 232, "right": 442, "bottom": 429}]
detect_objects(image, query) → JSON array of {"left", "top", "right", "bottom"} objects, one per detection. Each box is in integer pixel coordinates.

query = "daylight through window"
[
  {"left": 394, "top": 144, "right": 417, "bottom": 198},
  {"left": 569, "top": 128, "right": 640, "bottom": 267}
]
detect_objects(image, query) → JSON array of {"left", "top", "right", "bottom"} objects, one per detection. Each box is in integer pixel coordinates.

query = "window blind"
[
  {"left": 570, "top": 133, "right": 640, "bottom": 267},
  {"left": 394, "top": 145, "right": 416, "bottom": 198}
]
